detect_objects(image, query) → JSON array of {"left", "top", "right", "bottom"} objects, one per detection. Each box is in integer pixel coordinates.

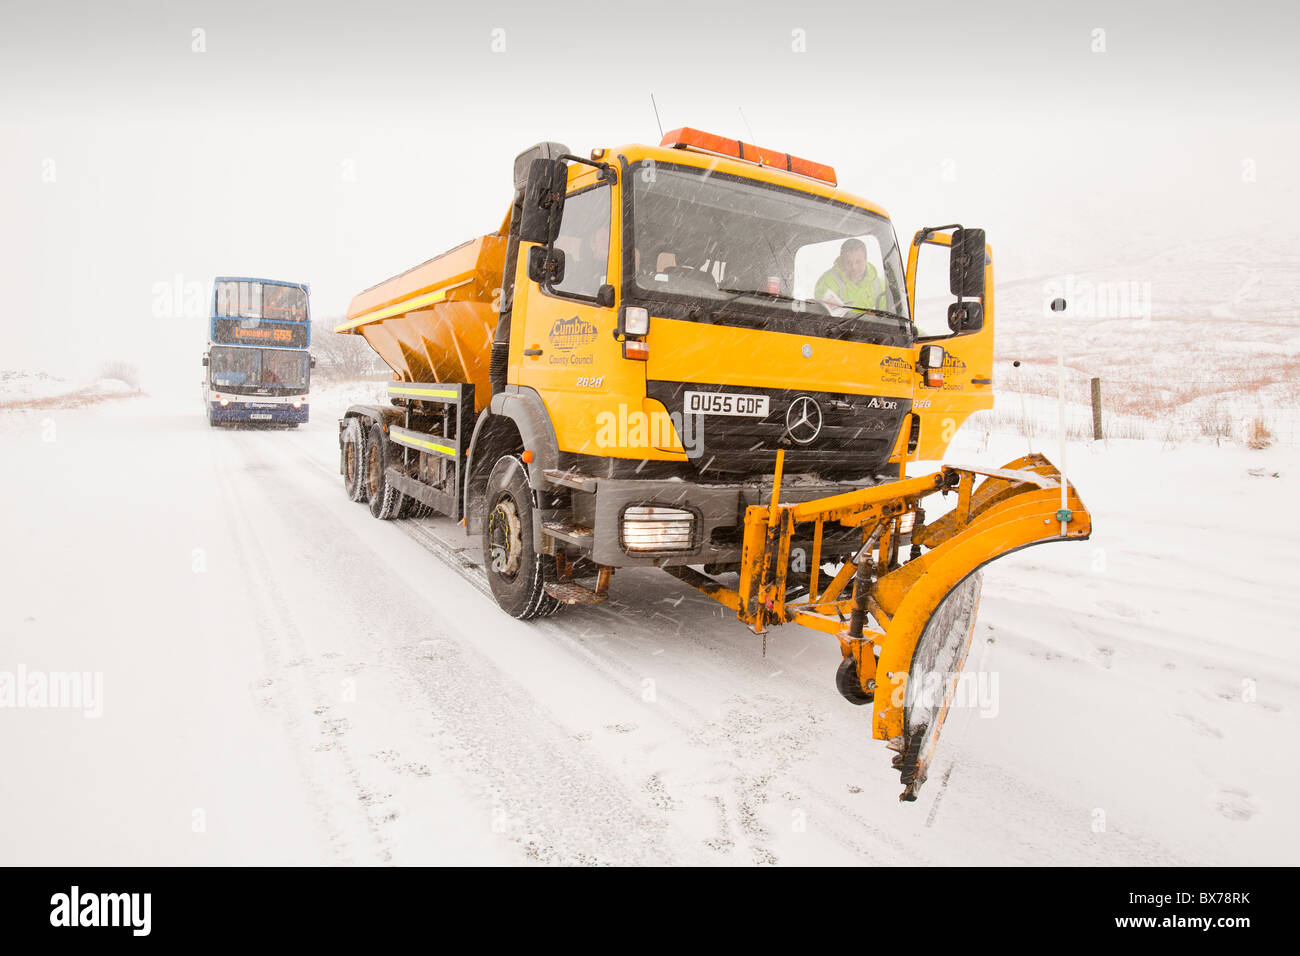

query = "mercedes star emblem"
[{"left": 785, "top": 395, "right": 823, "bottom": 444}]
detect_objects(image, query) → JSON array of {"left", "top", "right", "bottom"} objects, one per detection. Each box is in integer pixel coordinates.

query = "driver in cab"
[{"left": 815, "top": 238, "right": 883, "bottom": 311}]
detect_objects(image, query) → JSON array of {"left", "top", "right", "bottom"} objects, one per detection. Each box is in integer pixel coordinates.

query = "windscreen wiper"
[
  {"left": 716, "top": 285, "right": 790, "bottom": 302},
  {"left": 828, "top": 306, "right": 912, "bottom": 332}
]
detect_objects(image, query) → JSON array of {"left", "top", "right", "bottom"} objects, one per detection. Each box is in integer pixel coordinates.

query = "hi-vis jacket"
[{"left": 814, "top": 260, "right": 884, "bottom": 309}]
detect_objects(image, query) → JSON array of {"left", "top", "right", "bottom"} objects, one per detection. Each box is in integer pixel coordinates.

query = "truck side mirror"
[
  {"left": 310, "top": 355, "right": 317, "bottom": 369},
  {"left": 949, "top": 227, "right": 986, "bottom": 298},
  {"left": 519, "top": 158, "right": 567, "bottom": 245},
  {"left": 527, "top": 245, "right": 566, "bottom": 286},
  {"left": 947, "top": 300, "right": 983, "bottom": 333},
  {"left": 201, "top": 356, "right": 209, "bottom": 367}
]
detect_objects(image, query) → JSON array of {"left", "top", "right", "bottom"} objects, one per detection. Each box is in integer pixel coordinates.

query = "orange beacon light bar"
[{"left": 659, "top": 127, "right": 837, "bottom": 186}]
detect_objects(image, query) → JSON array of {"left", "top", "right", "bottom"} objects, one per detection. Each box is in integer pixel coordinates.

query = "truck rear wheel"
[
  {"left": 365, "top": 424, "right": 404, "bottom": 520},
  {"left": 401, "top": 498, "right": 434, "bottom": 519},
  {"left": 343, "top": 418, "right": 368, "bottom": 502},
  {"left": 483, "top": 455, "right": 560, "bottom": 620}
]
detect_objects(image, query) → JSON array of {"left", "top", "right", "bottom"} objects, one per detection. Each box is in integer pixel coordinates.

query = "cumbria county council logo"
[
  {"left": 549, "top": 316, "right": 598, "bottom": 353},
  {"left": 879, "top": 355, "right": 911, "bottom": 383}
]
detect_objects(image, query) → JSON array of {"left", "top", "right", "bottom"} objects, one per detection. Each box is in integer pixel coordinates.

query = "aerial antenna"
[
  {"left": 650, "top": 94, "right": 664, "bottom": 139},
  {"left": 738, "top": 106, "right": 756, "bottom": 143}
]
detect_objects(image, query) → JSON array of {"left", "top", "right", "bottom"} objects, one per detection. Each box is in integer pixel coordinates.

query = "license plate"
[
  {"left": 249, "top": 413, "right": 273, "bottom": 420},
  {"left": 683, "top": 390, "right": 769, "bottom": 417}
]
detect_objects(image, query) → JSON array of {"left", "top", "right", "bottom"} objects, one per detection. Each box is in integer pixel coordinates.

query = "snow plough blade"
[{"left": 668, "top": 452, "right": 1091, "bottom": 801}]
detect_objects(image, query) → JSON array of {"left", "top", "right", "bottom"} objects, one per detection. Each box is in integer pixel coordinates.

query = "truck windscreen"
[
  {"left": 630, "top": 163, "right": 912, "bottom": 345},
  {"left": 209, "top": 347, "right": 309, "bottom": 391}
]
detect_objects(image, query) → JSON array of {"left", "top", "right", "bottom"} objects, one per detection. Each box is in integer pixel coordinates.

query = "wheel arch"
[{"left": 464, "top": 387, "right": 560, "bottom": 535}]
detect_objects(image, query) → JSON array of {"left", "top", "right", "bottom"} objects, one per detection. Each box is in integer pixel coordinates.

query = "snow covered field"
[{"left": 2, "top": 377, "right": 1296, "bottom": 867}]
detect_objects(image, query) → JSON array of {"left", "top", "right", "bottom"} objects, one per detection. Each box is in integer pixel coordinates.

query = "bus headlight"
[{"left": 621, "top": 506, "right": 695, "bottom": 552}]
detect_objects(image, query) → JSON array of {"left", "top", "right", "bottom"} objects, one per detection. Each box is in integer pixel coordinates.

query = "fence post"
[{"left": 1090, "top": 377, "right": 1103, "bottom": 440}]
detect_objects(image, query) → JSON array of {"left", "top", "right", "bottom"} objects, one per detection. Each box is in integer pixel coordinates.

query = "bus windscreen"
[{"left": 210, "top": 347, "right": 309, "bottom": 391}]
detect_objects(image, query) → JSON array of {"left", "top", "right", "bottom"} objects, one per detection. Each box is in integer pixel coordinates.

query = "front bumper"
[
  {"left": 570, "top": 473, "right": 886, "bottom": 568},
  {"left": 209, "top": 401, "right": 309, "bottom": 424}
]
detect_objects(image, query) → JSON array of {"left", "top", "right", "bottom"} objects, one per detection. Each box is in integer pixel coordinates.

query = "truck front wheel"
[{"left": 483, "top": 455, "right": 560, "bottom": 620}]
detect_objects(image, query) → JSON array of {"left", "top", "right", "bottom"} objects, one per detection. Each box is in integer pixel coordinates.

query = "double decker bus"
[{"left": 202, "top": 276, "right": 313, "bottom": 426}]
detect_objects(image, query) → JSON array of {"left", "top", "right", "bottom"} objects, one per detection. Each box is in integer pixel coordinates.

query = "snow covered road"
[{"left": 2, "top": 391, "right": 1296, "bottom": 865}]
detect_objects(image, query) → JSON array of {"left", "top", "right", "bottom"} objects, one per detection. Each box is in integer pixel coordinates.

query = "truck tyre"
[
  {"left": 365, "top": 424, "right": 404, "bottom": 520},
  {"left": 483, "top": 455, "right": 560, "bottom": 620},
  {"left": 402, "top": 498, "right": 433, "bottom": 519},
  {"left": 343, "top": 417, "right": 368, "bottom": 503}
]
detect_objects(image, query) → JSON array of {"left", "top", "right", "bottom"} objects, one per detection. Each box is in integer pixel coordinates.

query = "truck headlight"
[{"left": 621, "top": 505, "right": 695, "bottom": 552}]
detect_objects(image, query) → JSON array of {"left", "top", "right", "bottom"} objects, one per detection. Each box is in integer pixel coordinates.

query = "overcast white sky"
[{"left": 2, "top": 0, "right": 1297, "bottom": 377}]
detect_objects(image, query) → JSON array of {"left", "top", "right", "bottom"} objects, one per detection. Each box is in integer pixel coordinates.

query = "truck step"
[
  {"left": 541, "top": 521, "right": 594, "bottom": 547},
  {"left": 543, "top": 469, "right": 599, "bottom": 493},
  {"left": 543, "top": 580, "right": 609, "bottom": 606}
]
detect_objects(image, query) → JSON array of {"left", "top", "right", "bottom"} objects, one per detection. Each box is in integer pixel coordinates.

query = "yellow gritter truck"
[{"left": 334, "top": 128, "right": 1092, "bottom": 799}]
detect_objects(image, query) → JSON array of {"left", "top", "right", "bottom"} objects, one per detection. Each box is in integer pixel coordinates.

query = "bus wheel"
[
  {"left": 343, "top": 418, "right": 367, "bottom": 502},
  {"left": 482, "top": 455, "right": 560, "bottom": 620},
  {"left": 365, "top": 424, "right": 403, "bottom": 520}
]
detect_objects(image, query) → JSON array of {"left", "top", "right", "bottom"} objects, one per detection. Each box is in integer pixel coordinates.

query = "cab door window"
[{"left": 551, "top": 184, "right": 611, "bottom": 299}]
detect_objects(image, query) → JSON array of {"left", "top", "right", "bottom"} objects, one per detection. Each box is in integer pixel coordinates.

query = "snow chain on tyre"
[
  {"left": 482, "top": 455, "right": 561, "bottom": 620},
  {"left": 366, "top": 424, "right": 404, "bottom": 520}
]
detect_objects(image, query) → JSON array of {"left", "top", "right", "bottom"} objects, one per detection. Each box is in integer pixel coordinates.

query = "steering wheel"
[{"left": 662, "top": 266, "right": 719, "bottom": 294}]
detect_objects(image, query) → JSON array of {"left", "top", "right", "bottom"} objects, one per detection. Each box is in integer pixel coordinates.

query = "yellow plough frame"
[{"left": 665, "top": 451, "right": 1091, "bottom": 800}]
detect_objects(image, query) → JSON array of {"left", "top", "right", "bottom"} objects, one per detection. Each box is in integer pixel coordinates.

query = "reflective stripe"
[
  {"left": 389, "top": 427, "right": 456, "bottom": 458},
  {"left": 387, "top": 384, "right": 459, "bottom": 399},
  {"left": 332, "top": 278, "right": 470, "bottom": 333}
]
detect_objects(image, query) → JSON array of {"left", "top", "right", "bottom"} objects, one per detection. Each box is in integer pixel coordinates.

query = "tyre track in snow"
[
  {"left": 270, "top": 425, "right": 940, "bottom": 864},
  {"left": 211, "top": 430, "right": 392, "bottom": 864},
  {"left": 228, "top": 428, "right": 679, "bottom": 864}
]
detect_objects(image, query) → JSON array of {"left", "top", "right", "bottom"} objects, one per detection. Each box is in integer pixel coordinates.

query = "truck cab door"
[
  {"left": 510, "top": 169, "right": 645, "bottom": 458},
  {"left": 905, "top": 226, "right": 995, "bottom": 461}
]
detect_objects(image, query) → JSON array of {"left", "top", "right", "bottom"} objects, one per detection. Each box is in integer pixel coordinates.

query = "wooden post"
[{"left": 1090, "top": 377, "right": 1103, "bottom": 440}]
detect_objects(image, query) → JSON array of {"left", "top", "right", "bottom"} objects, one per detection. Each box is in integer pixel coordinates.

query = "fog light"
[
  {"left": 621, "top": 505, "right": 694, "bottom": 552},
  {"left": 219, "top": 398, "right": 229, "bottom": 407},
  {"left": 293, "top": 399, "right": 303, "bottom": 409}
]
